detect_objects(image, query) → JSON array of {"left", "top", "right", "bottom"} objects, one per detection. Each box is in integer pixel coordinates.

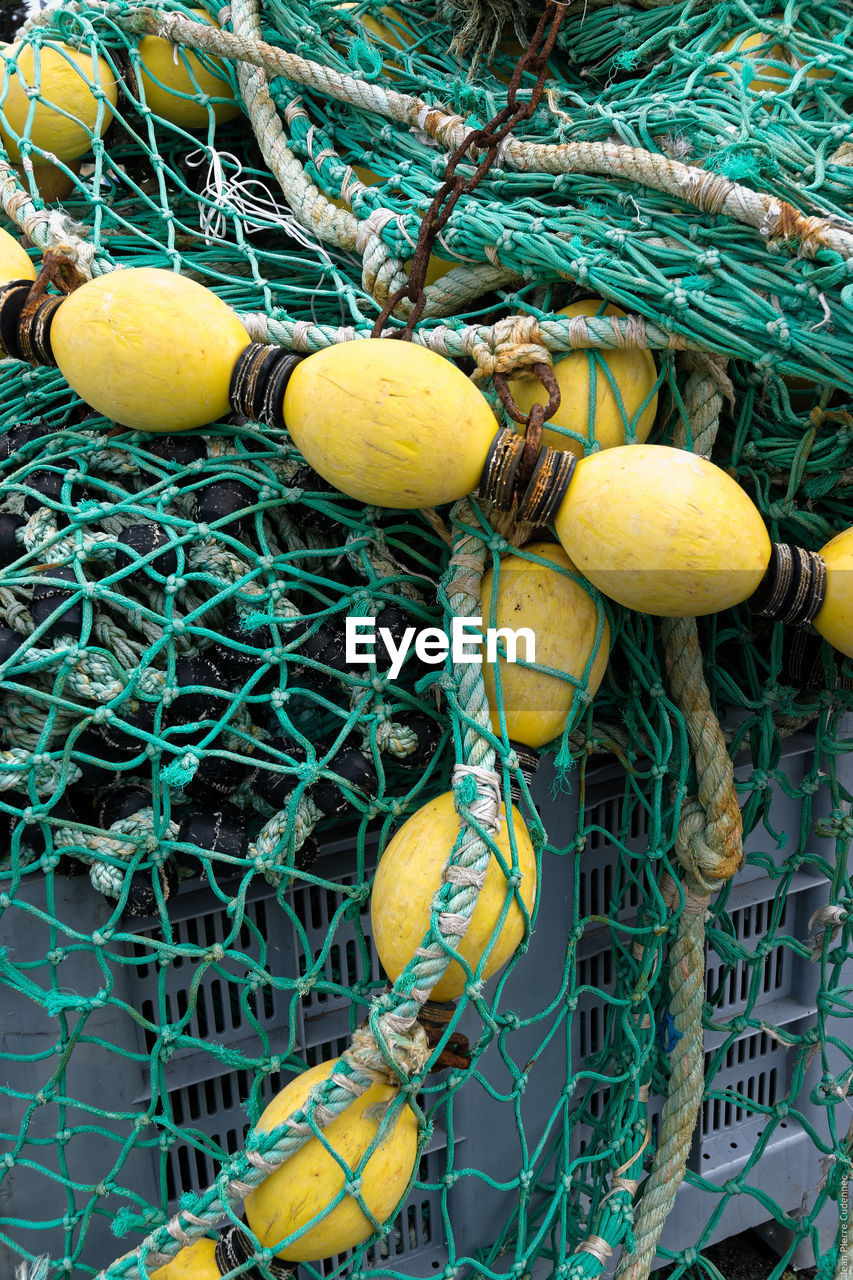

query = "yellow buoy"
[
  {"left": 554, "top": 444, "right": 772, "bottom": 617},
  {"left": 371, "top": 791, "right": 537, "bottom": 1002},
  {"left": 508, "top": 300, "right": 659, "bottom": 457},
  {"left": 244, "top": 1058, "right": 418, "bottom": 1262},
  {"left": 50, "top": 267, "right": 250, "bottom": 433},
  {"left": 151, "top": 1238, "right": 220, "bottom": 1280},
  {"left": 0, "top": 226, "right": 36, "bottom": 283},
  {"left": 481, "top": 542, "right": 610, "bottom": 748},
  {"left": 714, "top": 23, "right": 833, "bottom": 94},
  {"left": 0, "top": 41, "right": 117, "bottom": 163},
  {"left": 814, "top": 527, "right": 853, "bottom": 659},
  {"left": 283, "top": 339, "right": 498, "bottom": 508},
  {"left": 137, "top": 9, "right": 241, "bottom": 129}
]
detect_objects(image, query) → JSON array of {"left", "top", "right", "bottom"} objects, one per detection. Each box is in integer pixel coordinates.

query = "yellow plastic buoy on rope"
[
  {"left": 714, "top": 22, "right": 833, "bottom": 94},
  {"left": 813, "top": 527, "right": 853, "bottom": 659},
  {"left": 136, "top": 9, "right": 241, "bottom": 129},
  {"left": 283, "top": 341, "right": 770, "bottom": 618},
  {"left": 371, "top": 791, "right": 537, "bottom": 1002},
  {"left": 283, "top": 338, "right": 498, "bottom": 508},
  {"left": 31, "top": 289, "right": 808, "bottom": 632},
  {"left": 0, "top": 41, "right": 118, "bottom": 163},
  {"left": 0, "top": 225, "right": 35, "bottom": 283},
  {"left": 243, "top": 1058, "right": 418, "bottom": 1262},
  {"left": 481, "top": 542, "right": 610, "bottom": 749},
  {"left": 553, "top": 444, "right": 772, "bottom": 617},
  {"left": 150, "top": 1238, "right": 220, "bottom": 1280},
  {"left": 50, "top": 267, "right": 250, "bottom": 432},
  {"left": 508, "top": 300, "right": 659, "bottom": 457}
]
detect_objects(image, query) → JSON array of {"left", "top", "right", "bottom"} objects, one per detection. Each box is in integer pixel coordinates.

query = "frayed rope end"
[{"left": 17, "top": 1258, "right": 52, "bottom": 1280}]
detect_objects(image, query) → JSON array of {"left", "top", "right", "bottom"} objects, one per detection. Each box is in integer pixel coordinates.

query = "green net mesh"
[{"left": 0, "top": 2, "right": 852, "bottom": 1280}]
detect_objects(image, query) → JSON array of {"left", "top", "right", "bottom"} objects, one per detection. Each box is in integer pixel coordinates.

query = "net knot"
[{"left": 372, "top": 719, "right": 419, "bottom": 758}]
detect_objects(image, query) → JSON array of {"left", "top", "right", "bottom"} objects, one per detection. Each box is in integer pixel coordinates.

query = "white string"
[{"left": 184, "top": 147, "right": 334, "bottom": 264}]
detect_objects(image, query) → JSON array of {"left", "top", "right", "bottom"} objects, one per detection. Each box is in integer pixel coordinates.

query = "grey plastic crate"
[
  {"left": 0, "top": 875, "right": 163, "bottom": 1277},
  {"left": 558, "top": 731, "right": 850, "bottom": 1271},
  {"left": 2, "top": 729, "right": 850, "bottom": 1276}
]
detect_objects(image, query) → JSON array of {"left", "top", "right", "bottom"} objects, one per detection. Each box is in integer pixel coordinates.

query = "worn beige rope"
[{"left": 82, "top": 3, "right": 853, "bottom": 264}]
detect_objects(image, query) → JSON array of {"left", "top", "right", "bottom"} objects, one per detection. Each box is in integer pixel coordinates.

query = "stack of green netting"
[{"left": 0, "top": 1, "right": 851, "bottom": 1279}]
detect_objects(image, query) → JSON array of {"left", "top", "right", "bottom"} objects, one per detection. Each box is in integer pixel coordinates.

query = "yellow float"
[
  {"left": 150, "top": 1238, "right": 220, "bottom": 1280},
  {"left": 481, "top": 543, "right": 610, "bottom": 748},
  {"left": 371, "top": 790, "right": 537, "bottom": 1002},
  {"left": 0, "top": 226, "right": 35, "bottom": 283},
  {"left": 813, "top": 528, "right": 853, "bottom": 659},
  {"left": 554, "top": 444, "right": 771, "bottom": 617},
  {"left": 29, "top": 275, "right": 848, "bottom": 644},
  {"left": 50, "top": 267, "right": 250, "bottom": 432},
  {"left": 243, "top": 1058, "right": 418, "bottom": 1261},
  {"left": 283, "top": 338, "right": 498, "bottom": 507},
  {"left": 136, "top": 9, "right": 241, "bottom": 129},
  {"left": 508, "top": 300, "right": 659, "bottom": 457},
  {"left": 0, "top": 41, "right": 118, "bottom": 163}
]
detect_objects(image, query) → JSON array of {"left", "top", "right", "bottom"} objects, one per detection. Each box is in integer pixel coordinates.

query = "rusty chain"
[{"left": 370, "top": 1, "right": 570, "bottom": 487}]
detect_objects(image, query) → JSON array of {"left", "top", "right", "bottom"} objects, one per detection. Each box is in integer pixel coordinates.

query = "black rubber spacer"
[
  {"left": 18, "top": 294, "right": 63, "bottom": 367},
  {"left": 0, "top": 281, "right": 34, "bottom": 360},
  {"left": 229, "top": 344, "right": 302, "bottom": 430},
  {"left": 261, "top": 352, "right": 302, "bottom": 431},
  {"left": 478, "top": 427, "right": 524, "bottom": 511},
  {"left": 516, "top": 446, "right": 576, "bottom": 526},
  {"left": 749, "top": 543, "right": 827, "bottom": 626}
]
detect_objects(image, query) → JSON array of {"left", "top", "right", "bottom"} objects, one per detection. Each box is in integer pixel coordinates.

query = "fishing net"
[{"left": 0, "top": 2, "right": 851, "bottom": 1279}]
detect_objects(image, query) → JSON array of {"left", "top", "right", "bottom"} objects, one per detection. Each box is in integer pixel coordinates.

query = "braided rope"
[
  {"left": 228, "top": 0, "right": 358, "bottom": 253},
  {"left": 615, "top": 872, "right": 709, "bottom": 1280},
  {"left": 82, "top": 4, "right": 853, "bottom": 265},
  {"left": 247, "top": 311, "right": 697, "bottom": 358}
]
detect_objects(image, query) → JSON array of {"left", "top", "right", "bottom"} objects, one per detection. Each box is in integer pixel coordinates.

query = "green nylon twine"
[{"left": 0, "top": 3, "right": 852, "bottom": 1279}]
